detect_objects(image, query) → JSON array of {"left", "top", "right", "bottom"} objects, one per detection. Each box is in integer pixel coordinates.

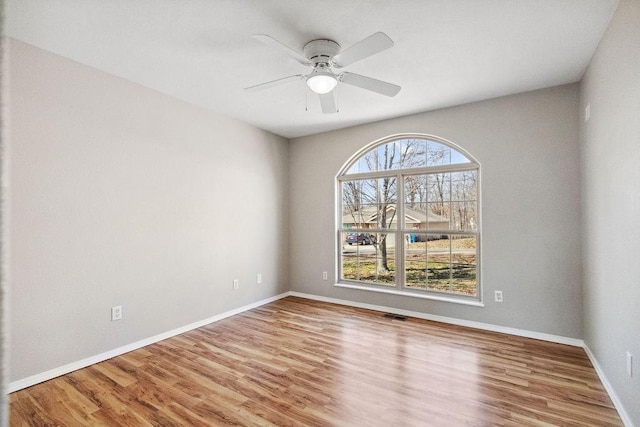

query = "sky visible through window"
[{"left": 345, "top": 138, "right": 470, "bottom": 175}]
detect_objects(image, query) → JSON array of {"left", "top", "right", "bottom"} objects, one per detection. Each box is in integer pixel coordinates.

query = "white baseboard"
[
  {"left": 583, "top": 345, "right": 635, "bottom": 427},
  {"left": 290, "top": 291, "right": 584, "bottom": 347},
  {"left": 8, "top": 292, "right": 291, "bottom": 393}
]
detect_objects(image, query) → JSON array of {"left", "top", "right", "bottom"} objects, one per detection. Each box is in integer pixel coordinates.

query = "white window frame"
[{"left": 335, "top": 134, "right": 483, "bottom": 306}]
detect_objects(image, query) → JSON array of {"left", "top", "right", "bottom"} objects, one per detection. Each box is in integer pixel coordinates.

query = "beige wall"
[
  {"left": 7, "top": 39, "right": 289, "bottom": 383},
  {"left": 290, "top": 84, "right": 583, "bottom": 338},
  {"left": 580, "top": 0, "right": 640, "bottom": 423}
]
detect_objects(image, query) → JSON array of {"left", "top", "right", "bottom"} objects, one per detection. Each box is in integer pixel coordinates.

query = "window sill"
[{"left": 334, "top": 282, "right": 485, "bottom": 307}]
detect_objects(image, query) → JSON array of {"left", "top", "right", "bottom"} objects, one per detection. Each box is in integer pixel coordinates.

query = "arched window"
[{"left": 337, "top": 134, "right": 481, "bottom": 303}]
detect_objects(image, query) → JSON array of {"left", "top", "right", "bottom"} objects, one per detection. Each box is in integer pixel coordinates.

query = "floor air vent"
[{"left": 383, "top": 313, "right": 407, "bottom": 321}]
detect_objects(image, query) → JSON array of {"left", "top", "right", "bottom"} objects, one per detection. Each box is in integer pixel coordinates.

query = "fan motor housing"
[{"left": 303, "top": 39, "right": 340, "bottom": 65}]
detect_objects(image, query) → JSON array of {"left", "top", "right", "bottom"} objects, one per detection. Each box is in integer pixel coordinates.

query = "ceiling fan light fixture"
[{"left": 306, "top": 71, "right": 337, "bottom": 94}]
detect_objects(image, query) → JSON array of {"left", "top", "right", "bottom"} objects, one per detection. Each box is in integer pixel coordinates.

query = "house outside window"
[{"left": 337, "top": 134, "right": 481, "bottom": 304}]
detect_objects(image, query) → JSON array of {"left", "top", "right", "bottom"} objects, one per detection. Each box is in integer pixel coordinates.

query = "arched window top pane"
[{"left": 345, "top": 137, "right": 472, "bottom": 175}]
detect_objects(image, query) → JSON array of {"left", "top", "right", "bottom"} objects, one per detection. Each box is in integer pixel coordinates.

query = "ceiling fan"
[{"left": 245, "top": 32, "right": 401, "bottom": 114}]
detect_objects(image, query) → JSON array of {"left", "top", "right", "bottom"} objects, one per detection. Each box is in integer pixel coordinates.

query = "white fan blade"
[
  {"left": 339, "top": 72, "right": 400, "bottom": 97},
  {"left": 332, "top": 32, "right": 394, "bottom": 68},
  {"left": 244, "top": 74, "right": 305, "bottom": 92},
  {"left": 252, "top": 34, "right": 312, "bottom": 66},
  {"left": 319, "top": 92, "right": 337, "bottom": 114}
]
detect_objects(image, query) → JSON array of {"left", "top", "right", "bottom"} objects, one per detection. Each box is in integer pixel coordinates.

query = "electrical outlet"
[
  {"left": 257, "top": 273, "right": 262, "bottom": 284},
  {"left": 627, "top": 352, "right": 633, "bottom": 377},
  {"left": 233, "top": 279, "right": 239, "bottom": 290},
  {"left": 322, "top": 271, "right": 328, "bottom": 280},
  {"left": 494, "top": 291, "right": 503, "bottom": 303},
  {"left": 111, "top": 305, "right": 122, "bottom": 321}
]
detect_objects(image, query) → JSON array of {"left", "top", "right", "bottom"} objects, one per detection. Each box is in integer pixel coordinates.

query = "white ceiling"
[{"left": 6, "top": 0, "right": 619, "bottom": 139}]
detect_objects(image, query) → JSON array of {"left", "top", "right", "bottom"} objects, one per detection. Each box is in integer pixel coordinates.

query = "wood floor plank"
[{"left": 10, "top": 296, "right": 624, "bottom": 426}]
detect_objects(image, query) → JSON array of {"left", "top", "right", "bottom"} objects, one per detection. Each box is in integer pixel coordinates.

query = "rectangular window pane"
[
  {"left": 342, "top": 180, "right": 366, "bottom": 227},
  {"left": 427, "top": 202, "right": 450, "bottom": 229},
  {"left": 404, "top": 203, "right": 424, "bottom": 230},
  {"left": 404, "top": 174, "right": 427, "bottom": 229},
  {"left": 405, "top": 233, "right": 427, "bottom": 289},
  {"left": 427, "top": 173, "right": 451, "bottom": 204},
  {"left": 451, "top": 235, "right": 477, "bottom": 295},
  {"left": 342, "top": 178, "right": 397, "bottom": 230},
  {"left": 342, "top": 207, "right": 369, "bottom": 228},
  {"left": 451, "top": 202, "right": 477, "bottom": 231},
  {"left": 450, "top": 171, "right": 477, "bottom": 202},
  {"left": 426, "top": 235, "right": 452, "bottom": 292},
  {"left": 341, "top": 231, "right": 366, "bottom": 281},
  {"left": 375, "top": 204, "right": 397, "bottom": 229},
  {"left": 341, "top": 232, "right": 395, "bottom": 286},
  {"left": 422, "top": 234, "right": 477, "bottom": 296}
]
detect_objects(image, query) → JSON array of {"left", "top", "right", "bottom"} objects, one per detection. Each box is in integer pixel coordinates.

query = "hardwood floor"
[{"left": 10, "top": 297, "right": 623, "bottom": 426}]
